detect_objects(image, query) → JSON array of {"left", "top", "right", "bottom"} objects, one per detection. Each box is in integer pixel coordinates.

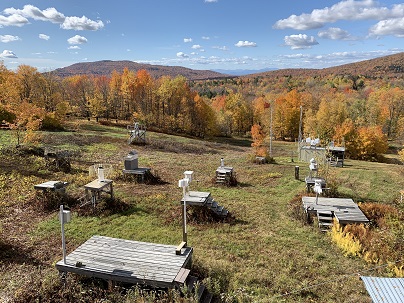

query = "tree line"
[{"left": 0, "top": 62, "right": 403, "bottom": 160}]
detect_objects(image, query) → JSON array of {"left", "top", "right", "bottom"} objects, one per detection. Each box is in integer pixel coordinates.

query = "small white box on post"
[
  {"left": 184, "top": 171, "right": 193, "bottom": 183},
  {"left": 59, "top": 209, "right": 71, "bottom": 223},
  {"left": 178, "top": 178, "right": 189, "bottom": 188}
]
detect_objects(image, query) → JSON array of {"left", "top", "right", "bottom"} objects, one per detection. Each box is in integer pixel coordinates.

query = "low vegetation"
[{"left": 1, "top": 121, "right": 403, "bottom": 302}]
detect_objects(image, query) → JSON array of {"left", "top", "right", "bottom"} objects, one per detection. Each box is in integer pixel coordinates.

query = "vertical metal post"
[
  {"left": 60, "top": 205, "right": 67, "bottom": 264},
  {"left": 182, "top": 185, "right": 187, "bottom": 245},
  {"left": 298, "top": 105, "right": 303, "bottom": 143}
]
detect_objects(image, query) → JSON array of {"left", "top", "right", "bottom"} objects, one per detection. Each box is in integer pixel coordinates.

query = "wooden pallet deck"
[
  {"left": 302, "top": 196, "right": 369, "bottom": 224},
  {"left": 56, "top": 235, "right": 193, "bottom": 289},
  {"left": 182, "top": 191, "right": 211, "bottom": 206}
]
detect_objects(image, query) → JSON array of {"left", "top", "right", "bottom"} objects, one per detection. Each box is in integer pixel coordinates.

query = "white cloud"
[
  {"left": 202, "top": 36, "right": 210, "bottom": 40},
  {"left": 184, "top": 38, "right": 192, "bottom": 43},
  {"left": 369, "top": 18, "right": 404, "bottom": 37},
  {"left": 4, "top": 5, "right": 65, "bottom": 23},
  {"left": 2, "top": 5, "right": 103, "bottom": 31},
  {"left": 67, "top": 35, "right": 88, "bottom": 45},
  {"left": 0, "top": 14, "right": 28, "bottom": 27},
  {"left": 0, "top": 35, "right": 21, "bottom": 43},
  {"left": 235, "top": 40, "right": 257, "bottom": 47},
  {"left": 176, "top": 52, "right": 189, "bottom": 58},
  {"left": 191, "top": 44, "right": 202, "bottom": 49},
  {"left": 68, "top": 45, "right": 81, "bottom": 50},
  {"left": 61, "top": 16, "right": 104, "bottom": 31},
  {"left": 205, "top": 0, "right": 218, "bottom": 3},
  {"left": 273, "top": 0, "right": 404, "bottom": 30},
  {"left": 213, "top": 46, "right": 229, "bottom": 51},
  {"left": 318, "top": 27, "right": 354, "bottom": 40},
  {"left": 39, "top": 34, "right": 50, "bottom": 41},
  {"left": 0, "top": 50, "right": 17, "bottom": 58},
  {"left": 284, "top": 34, "right": 319, "bottom": 49}
]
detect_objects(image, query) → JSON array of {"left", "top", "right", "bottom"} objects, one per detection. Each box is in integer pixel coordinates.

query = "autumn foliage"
[{"left": 0, "top": 59, "right": 402, "bottom": 160}]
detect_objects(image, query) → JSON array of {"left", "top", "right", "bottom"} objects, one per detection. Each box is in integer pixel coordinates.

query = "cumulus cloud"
[
  {"left": 191, "top": 44, "right": 202, "bottom": 49},
  {"left": 4, "top": 5, "right": 65, "bottom": 23},
  {"left": 0, "top": 14, "right": 28, "bottom": 27},
  {"left": 67, "top": 35, "right": 88, "bottom": 45},
  {"left": 273, "top": 0, "right": 404, "bottom": 30},
  {"left": 284, "top": 34, "right": 319, "bottom": 49},
  {"left": 1, "top": 4, "right": 103, "bottom": 31},
  {"left": 184, "top": 38, "right": 192, "bottom": 43},
  {"left": 176, "top": 52, "right": 189, "bottom": 58},
  {"left": 235, "top": 40, "right": 257, "bottom": 47},
  {"left": 318, "top": 27, "right": 354, "bottom": 40},
  {"left": 61, "top": 16, "right": 104, "bottom": 31},
  {"left": 369, "top": 18, "right": 404, "bottom": 37},
  {"left": 0, "top": 35, "right": 21, "bottom": 43},
  {"left": 202, "top": 36, "right": 210, "bottom": 40},
  {"left": 0, "top": 50, "right": 17, "bottom": 58},
  {"left": 39, "top": 34, "right": 50, "bottom": 40},
  {"left": 205, "top": 0, "right": 218, "bottom": 3},
  {"left": 68, "top": 45, "right": 80, "bottom": 50}
]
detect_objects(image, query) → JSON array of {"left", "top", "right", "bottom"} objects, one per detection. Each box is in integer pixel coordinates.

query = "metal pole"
[
  {"left": 182, "top": 185, "right": 187, "bottom": 245},
  {"left": 298, "top": 105, "right": 303, "bottom": 143},
  {"left": 60, "top": 205, "right": 67, "bottom": 264}
]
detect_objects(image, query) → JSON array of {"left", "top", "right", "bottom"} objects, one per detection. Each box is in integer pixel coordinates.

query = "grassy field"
[{"left": 0, "top": 120, "right": 403, "bottom": 303}]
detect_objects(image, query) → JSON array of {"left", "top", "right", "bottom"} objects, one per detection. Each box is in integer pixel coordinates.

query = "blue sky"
[{"left": 0, "top": 0, "right": 403, "bottom": 72}]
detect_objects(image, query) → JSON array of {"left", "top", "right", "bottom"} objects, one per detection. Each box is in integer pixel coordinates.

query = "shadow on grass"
[
  {"left": 236, "top": 182, "right": 253, "bottom": 188},
  {"left": 0, "top": 240, "right": 43, "bottom": 266},
  {"left": 208, "top": 136, "right": 253, "bottom": 148},
  {"left": 75, "top": 198, "right": 148, "bottom": 218}
]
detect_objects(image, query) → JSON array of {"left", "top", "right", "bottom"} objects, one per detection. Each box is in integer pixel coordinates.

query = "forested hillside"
[
  {"left": 0, "top": 52, "right": 403, "bottom": 161},
  {"left": 51, "top": 60, "right": 228, "bottom": 80}
]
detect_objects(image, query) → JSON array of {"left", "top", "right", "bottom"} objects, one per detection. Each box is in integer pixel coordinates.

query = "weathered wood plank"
[
  {"left": 56, "top": 235, "right": 193, "bottom": 289},
  {"left": 302, "top": 196, "right": 369, "bottom": 224},
  {"left": 176, "top": 241, "right": 187, "bottom": 255},
  {"left": 174, "top": 267, "right": 190, "bottom": 284}
]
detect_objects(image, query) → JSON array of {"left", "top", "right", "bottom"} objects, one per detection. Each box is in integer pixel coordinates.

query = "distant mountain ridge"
[
  {"left": 51, "top": 60, "right": 229, "bottom": 80},
  {"left": 50, "top": 53, "right": 404, "bottom": 80},
  {"left": 213, "top": 68, "right": 278, "bottom": 76},
  {"left": 245, "top": 52, "right": 404, "bottom": 79}
]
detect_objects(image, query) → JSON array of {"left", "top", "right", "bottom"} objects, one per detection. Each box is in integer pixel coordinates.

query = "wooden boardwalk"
[
  {"left": 302, "top": 196, "right": 369, "bottom": 224},
  {"left": 56, "top": 235, "right": 193, "bottom": 288}
]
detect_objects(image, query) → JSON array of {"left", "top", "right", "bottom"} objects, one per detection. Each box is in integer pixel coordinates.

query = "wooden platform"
[
  {"left": 182, "top": 191, "right": 211, "bottom": 205},
  {"left": 302, "top": 196, "right": 369, "bottom": 225},
  {"left": 122, "top": 167, "right": 151, "bottom": 182},
  {"left": 56, "top": 235, "right": 193, "bottom": 288}
]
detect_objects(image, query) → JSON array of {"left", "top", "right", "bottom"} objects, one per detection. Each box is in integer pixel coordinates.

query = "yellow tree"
[
  {"left": 369, "top": 86, "right": 404, "bottom": 139},
  {"left": 273, "top": 89, "right": 302, "bottom": 141},
  {"left": 251, "top": 124, "right": 267, "bottom": 157},
  {"left": 134, "top": 69, "right": 155, "bottom": 121},
  {"left": 120, "top": 68, "right": 136, "bottom": 119},
  {"left": 109, "top": 70, "right": 122, "bottom": 120},
  {"left": 9, "top": 101, "right": 45, "bottom": 145},
  {"left": 225, "top": 92, "right": 253, "bottom": 135},
  {"left": 312, "top": 91, "right": 348, "bottom": 142}
]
